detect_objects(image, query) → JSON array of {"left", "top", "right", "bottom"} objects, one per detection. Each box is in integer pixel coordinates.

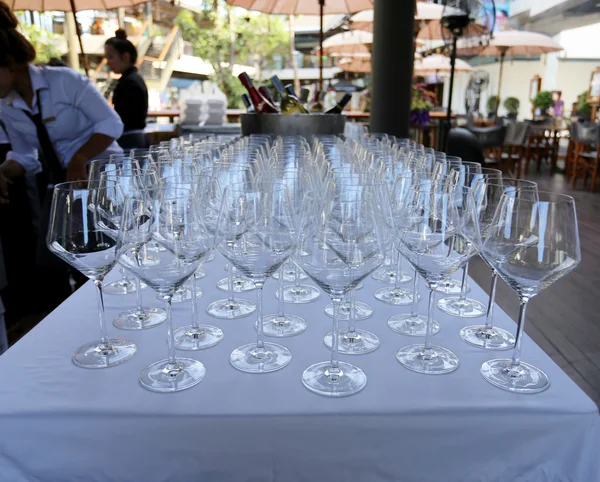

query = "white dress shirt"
[{"left": 1, "top": 65, "right": 124, "bottom": 176}]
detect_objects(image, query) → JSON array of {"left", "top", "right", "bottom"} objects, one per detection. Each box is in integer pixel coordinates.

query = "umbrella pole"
[
  {"left": 494, "top": 50, "right": 506, "bottom": 118},
  {"left": 319, "top": 0, "right": 324, "bottom": 92},
  {"left": 69, "top": 0, "right": 90, "bottom": 77},
  {"left": 442, "top": 34, "right": 458, "bottom": 151}
]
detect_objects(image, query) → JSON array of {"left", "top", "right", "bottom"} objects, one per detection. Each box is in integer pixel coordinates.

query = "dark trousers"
[{"left": 118, "top": 132, "right": 150, "bottom": 150}]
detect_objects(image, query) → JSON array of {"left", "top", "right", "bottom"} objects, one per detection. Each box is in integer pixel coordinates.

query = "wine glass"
[
  {"left": 47, "top": 182, "right": 137, "bottom": 368},
  {"left": 117, "top": 186, "right": 211, "bottom": 392},
  {"left": 395, "top": 181, "right": 479, "bottom": 375},
  {"left": 88, "top": 157, "right": 141, "bottom": 296},
  {"left": 460, "top": 178, "right": 538, "bottom": 350},
  {"left": 480, "top": 192, "right": 581, "bottom": 393},
  {"left": 217, "top": 182, "right": 297, "bottom": 373},
  {"left": 297, "top": 192, "right": 386, "bottom": 396}
]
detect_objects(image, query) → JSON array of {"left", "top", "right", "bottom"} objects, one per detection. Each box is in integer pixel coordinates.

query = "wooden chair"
[
  {"left": 501, "top": 122, "right": 529, "bottom": 178},
  {"left": 565, "top": 123, "right": 578, "bottom": 181},
  {"left": 523, "top": 125, "right": 552, "bottom": 175},
  {"left": 572, "top": 123, "right": 600, "bottom": 191}
]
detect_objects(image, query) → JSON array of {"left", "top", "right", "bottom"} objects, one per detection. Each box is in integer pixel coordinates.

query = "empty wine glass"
[
  {"left": 480, "top": 192, "right": 581, "bottom": 393},
  {"left": 117, "top": 186, "right": 211, "bottom": 392},
  {"left": 460, "top": 178, "right": 538, "bottom": 350},
  {"left": 297, "top": 193, "right": 386, "bottom": 396},
  {"left": 395, "top": 181, "right": 479, "bottom": 374},
  {"left": 47, "top": 182, "right": 137, "bottom": 368},
  {"left": 217, "top": 182, "right": 297, "bottom": 373}
]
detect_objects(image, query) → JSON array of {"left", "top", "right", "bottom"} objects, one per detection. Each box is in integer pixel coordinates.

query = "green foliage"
[
  {"left": 18, "top": 21, "right": 62, "bottom": 64},
  {"left": 533, "top": 90, "right": 554, "bottom": 112},
  {"left": 503, "top": 96, "right": 520, "bottom": 115},
  {"left": 486, "top": 95, "right": 499, "bottom": 113},
  {"left": 411, "top": 79, "right": 434, "bottom": 111},
  {"left": 577, "top": 90, "right": 592, "bottom": 118},
  {"left": 177, "top": 2, "right": 290, "bottom": 108}
]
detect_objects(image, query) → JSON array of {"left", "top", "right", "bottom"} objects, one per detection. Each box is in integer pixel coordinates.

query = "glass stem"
[
  {"left": 120, "top": 267, "right": 127, "bottom": 283},
  {"left": 165, "top": 296, "right": 176, "bottom": 365},
  {"left": 410, "top": 269, "right": 419, "bottom": 317},
  {"left": 348, "top": 289, "right": 357, "bottom": 334},
  {"left": 135, "top": 278, "right": 144, "bottom": 314},
  {"left": 424, "top": 287, "right": 436, "bottom": 351},
  {"left": 330, "top": 295, "right": 343, "bottom": 370},
  {"left": 510, "top": 299, "right": 528, "bottom": 368},
  {"left": 94, "top": 280, "right": 109, "bottom": 345},
  {"left": 393, "top": 252, "right": 402, "bottom": 290},
  {"left": 191, "top": 274, "right": 199, "bottom": 330},
  {"left": 227, "top": 263, "right": 235, "bottom": 302},
  {"left": 277, "top": 266, "right": 285, "bottom": 318},
  {"left": 459, "top": 262, "right": 469, "bottom": 301},
  {"left": 294, "top": 263, "right": 301, "bottom": 288},
  {"left": 484, "top": 270, "right": 498, "bottom": 330},
  {"left": 255, "top": 282, "right": 264, "bottom": 349}
]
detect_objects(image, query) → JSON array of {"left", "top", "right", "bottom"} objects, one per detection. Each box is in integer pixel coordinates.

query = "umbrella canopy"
[
  {"left": 9, "top": 0, "right": 146, "bottom": 11},
  {"left": 414, "top": 54, "right": 473, "bottom": 76},
  {"left": 349, "top": 2, "right": 446, "bottom": 32},
  {"left": 456, "top": 29, "right": 563, "bottom": 57},
  {"left": 321, "top": 30, "right": 373, "bottom": 55},
  {"left": 224, "top": 0, "right": 373, "bottom": 15},
  {"left": 338, "top": 52, "right": 422, "bottom": 73},
  {"left": 417, "top": 19, "right": 488, "bottom": 40}
]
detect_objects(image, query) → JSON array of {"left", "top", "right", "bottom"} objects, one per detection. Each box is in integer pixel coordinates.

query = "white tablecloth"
[{"left": 0, "top": 258, "right": 598, "bottom": 482}]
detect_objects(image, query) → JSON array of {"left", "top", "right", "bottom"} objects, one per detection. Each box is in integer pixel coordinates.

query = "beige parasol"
[
  {"left": 225, "top": 0, "right": 374, "bottom": 88},
  {"left": 349, "top": 2, "right": 447, "bottom": 33},
  {"left": 414, "top": 54, "right": 473, "bottom": 76},
  {"left": 9, "top": 0, "right": 148, "bottom": 75},
  {"left": 320, "top": 30, "right": 373, "bottom": 55},
  {"left": 338, "top": 52, "right": 423, "bottom": 74},
  {"left": 457, "top": 29, "right": 563, "bottom": 115}
]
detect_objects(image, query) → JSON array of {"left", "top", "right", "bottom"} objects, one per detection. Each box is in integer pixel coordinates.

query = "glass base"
[
  {"left": 388, "top": 313, "right": 440, "bottom": 337},
  {"left": 205, "top": 252, "right": 216, "bottom": 263},
  {"left": 113, "top": 307, "right": 167, "bottom": 331},
  {"left": 396, "top": 344, "right": 459, "bottom": 374},
  {"left": 460, "top": 325, "right": 515, "bottom": 350},
  {"left": 103, "top": 278, "right": 137, "bottom": 296},
  {"left": 372, "top": 266, "right": 412, "bottom": 284},
  {"left": 173, "top": 324, "right": 224, "bottom": 350},
  {"left": 206, "top": 298, "right": 256, "bottom": 319},
  {"left": 230, "top": 342, "right": 292, "bottom": 373},
  {"left": 260, "top": 313, "right": 308, "bottom": 337},
  {"left": 433, "top": 279, "right": 470, "bottom": 295},
  {"left": 302, "top": 361, "right": 367, "bottom": 397},
  {"left": 216, "top": 277, "right": 256, "bottom": 292},
  {"left": 437, "top": 296, "right": 486, "bottom": 318},
  {"left": 323, "top": 329, "right": 379, "bottom": 355},
  {"left": 324, "top": 301, "right": 373, "bottom": 321},
  {"left": 374, "top": 287, "right": 418, "bottom": 306},
  {"left": 281, "top": 284, "right": 320, "bottom": 304},
  {"left": 273, "top": 268, "right": 307, "bottom": 281},
  {"left": 481, "top": 359, "right": 550, "bottom": 393},
  {"left": 72, "top": 338, "right": 137, "bottom": 368},
  {"left": 161, "top": 287, "right": 203, "bottom": 304},
  {"left": 195, "top": 269, "right": 206, "bottom": 280},
  {"left": 140, "top": 358, "right": 206, "bottom": 393},
  {"left": 354, "top": 281, "right": 364, "bottom": 291}
]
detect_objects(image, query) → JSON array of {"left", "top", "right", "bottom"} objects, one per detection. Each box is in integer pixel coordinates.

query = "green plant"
[
  {"left": 533, "top": 90, "right": 554, "bottom": 112},
  {"left": 577, "top": 90, "right": 592, "bottom": 118},
  {"left": 503, "top": 96, "right": 520, "bottom": 115},
  {"left": 18, "top": 21, "right": 62, "bottom": 64},
  {"left": 486, "top": 95, "right": 499, "bottom": 113}
]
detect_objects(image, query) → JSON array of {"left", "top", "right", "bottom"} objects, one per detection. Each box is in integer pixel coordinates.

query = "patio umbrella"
[
  {"left": 320, "top": 30, "right": 373, "bottom": 56},
  {"left": 9, "top": 0, "right": 148, "bottom": 76},
  {"left": 225, "top": 0, "right": 374, "bottom": 89},
  {"left": 338, "top": 52, "right": 423, "bottom": 74},
  {"left": 457, "top": 29, "right": 563, "bottom": 115},
  {"left": 349, "top": 2, "right": 447, "bottom": 33},
  {"left": 414, "top": 54, "right": 473, "bottom": 77}
]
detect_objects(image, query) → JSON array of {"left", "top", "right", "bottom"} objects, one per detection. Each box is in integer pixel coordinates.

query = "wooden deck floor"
[{"left": 470, "top": 166, "right": 600, "bottom": 407}]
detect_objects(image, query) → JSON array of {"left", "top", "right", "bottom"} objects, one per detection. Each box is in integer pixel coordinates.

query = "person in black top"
[{"left": 105, "top": 29, "right": 150, "bottom": 150}]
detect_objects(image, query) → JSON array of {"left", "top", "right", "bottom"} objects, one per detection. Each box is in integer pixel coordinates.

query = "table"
[
  {"left": 146, "top": 109, "right": 180, "bottom": 123},
  {"left": 0, "top": 257, "right": 598, "bottom": 482}
]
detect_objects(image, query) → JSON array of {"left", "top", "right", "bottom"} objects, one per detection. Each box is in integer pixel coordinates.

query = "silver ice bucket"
[{"left": 240, "top": 113, "right": 346, "bottom": 137}]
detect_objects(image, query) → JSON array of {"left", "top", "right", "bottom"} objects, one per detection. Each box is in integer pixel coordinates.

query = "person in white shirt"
[{"left": 0, "top": 2, "right": 124, "bottom": 203}]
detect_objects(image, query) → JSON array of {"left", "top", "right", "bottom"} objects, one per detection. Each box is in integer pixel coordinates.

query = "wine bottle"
[
  {"left": 300, "top": 87, "right": 310, "bottom": 106},
  {"left": 310, "top": 90, "right": 325, "bottom": 113},
  {"left": 270, "top": 75, "right": 308, "bottom": 114},
  {"left": 238, "top": 72, "right": 278, "bottom": 114},
  {"left": 241, "top": 93, "right": 254, "bottom": 112},
  {"left": 325, "top": 92, "right": 352, "bottom": 114},
  {"left": 258, "top": 86, "right": 276, "bottom": 106}
]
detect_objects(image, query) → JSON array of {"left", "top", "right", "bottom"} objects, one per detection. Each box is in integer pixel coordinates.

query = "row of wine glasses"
[{"left": 46, "top": 133, "right": 581, "bottom": 398}]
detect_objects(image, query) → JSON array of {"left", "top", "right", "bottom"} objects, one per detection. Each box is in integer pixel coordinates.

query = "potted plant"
[
  {"left": 577, "top": 90, "right": 592, "bottom": 121},
  {"left": 410, "top": 79, "right": 434, "bottom": 129},
  {"left": 486, "top": 95, "right": 499, "bottom": 118},
  {"left": 503, "top": 96, "right": 520, "bottom": 119},
  {"left": 533, "top": 90, "right": 554, "bottom": 116}
]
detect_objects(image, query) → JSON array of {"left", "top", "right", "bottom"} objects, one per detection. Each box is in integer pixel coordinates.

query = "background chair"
[
  {"left": 501, "top": 121, "right": 529, "bottom": 177},
  {"left": 571, "top": 123, "right": 600, "bottom": 191}
]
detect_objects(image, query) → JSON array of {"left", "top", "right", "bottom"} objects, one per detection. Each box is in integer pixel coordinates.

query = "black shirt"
[{"left": 113, "top": 67, "right": 148, "bottom": 133}]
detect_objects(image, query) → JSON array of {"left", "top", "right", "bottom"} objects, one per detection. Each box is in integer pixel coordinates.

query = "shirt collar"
[
  {"left": 120, "top": 66, "right": 138, "bottom": 79},
  {"left": 5, "top": 65, "right": 49, "bottom": 110}
]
